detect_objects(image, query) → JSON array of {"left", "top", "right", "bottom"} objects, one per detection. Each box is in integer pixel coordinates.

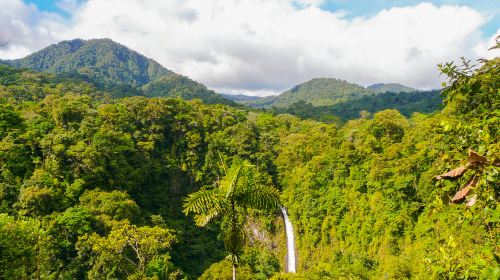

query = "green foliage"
[
  {"left": 2, "top": 39, "right": 236, "bottom": 105},
  {"left": 0, "top": 101, "right": 22, "bottom": 139},
  {"left": 272, "top": 51, "right": 499, "bottom": 279},
  {"left": 5, "top": 38, "right": 170, "bottom": 88},
  {"left": 198, "top": 259, "right": 254, "bottom": 280},
  {"left": 184, "top": 158, "right": 281, "bottom": 277},
  {"left": 0, "top": 42, "right": 497, "bottom": 280},
  {"left": 0, "top": 73, "right": 247, "bottom": 277},
  {"left": 234, "top": 78, "right": 441, "bottom": 123},
  {"left": 17, "top": 185, "right": 60, "bottom": 216},
  {"left": 241, "top": 248, "right": 281, "bottom": 279},
  {"left": 272, "top": 90, "right": 442, "bottom": 122},
  {"left": 77, "top": 221, "right": 178, "bottom": 279},
  {"left": 244, "top": 77, "right": 374, "bottom": 108},
  {"left": 0, "top": 64, "right": 105, "bottom": 101},
  {"left": 142, "top": 75, "right": 236, "bottom": 106},
  {"left": 79, "top": 189, "right": 142, "bottom": 225},
  {"left": 367, "top": 82, "right": 417, "bottom": 93},
  {"left": 0, "top": 214, "right": 40, "bottom": 279},
  {"left": 221, "top": 93, "right": 263, "bottom": 102}
]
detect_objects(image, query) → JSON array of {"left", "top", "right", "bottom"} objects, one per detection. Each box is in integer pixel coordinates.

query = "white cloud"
[
  {"left": 56, "top": 0, "right": 84, "bottom": 14},
  {"left": 0, "top": 0, "right": 498, "bottom": 96},
  {"left": 0, "top": 0, "right": 68, "bottom": 58},
  {"left": 294, "top": 0, "right": 325, "bottom": 7},
  {"left": 474, "top": 29, "right": 500, "bottom": 59}
]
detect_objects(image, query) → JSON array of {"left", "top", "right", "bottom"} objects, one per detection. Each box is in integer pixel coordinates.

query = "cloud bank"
[{"left": 0, "top": 0, "right": 498, "bottom": 95}]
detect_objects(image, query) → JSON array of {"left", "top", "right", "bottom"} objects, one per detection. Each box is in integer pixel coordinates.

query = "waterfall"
[{"left": 280, "top": 206, "right": 296, "bottom": 273}]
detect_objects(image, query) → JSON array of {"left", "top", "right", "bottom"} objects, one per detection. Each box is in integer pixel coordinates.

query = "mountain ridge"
[
  {"left": 226, "top": 79, "right": 441, "bottom": 121},
  {"left": 4, "top": 38, "right": 170, "bottom": 87},
  {"left": 367, "top": 83, "right": 417, "bottom": 93},
  {"left": 221, "top": 93, "right": 264, "bottom": 102},
  {"left": 1, "top": 38, "right": 437, "bottom": 115},
  {"left": 2, "top": 38, "right": 235, "bottom": 105},
  {"left": 242, "top": 77, "right": 374, "bottom": 108}
]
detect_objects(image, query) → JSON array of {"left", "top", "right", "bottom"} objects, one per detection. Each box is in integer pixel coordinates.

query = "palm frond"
[
  {"left": 219, "top": 159, "right": 244, "bottom": 197},
  {"left": 220, "top": 159, "right": 256, "bottom": 196},
  {"left": 183, "top": 188, "right": 226, "bottom": 216},
  {"left": 238, "top": 184, "right": 281, "bottom": 211},
  {"left": 194, "top": 206, "right": 224, "bottom": 226}
]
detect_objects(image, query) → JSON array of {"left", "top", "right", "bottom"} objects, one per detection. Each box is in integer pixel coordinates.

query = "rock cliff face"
[{"left": 244, "top": 212, "right": 297, "bottom": 274}]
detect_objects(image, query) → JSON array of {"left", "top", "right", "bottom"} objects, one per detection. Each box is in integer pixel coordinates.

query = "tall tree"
[{"left": 183, "top": 158, "right": 281, "bottom": 280}]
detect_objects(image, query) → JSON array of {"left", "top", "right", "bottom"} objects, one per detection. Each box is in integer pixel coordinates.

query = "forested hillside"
[
  {"left": 242, "top": 78, "right": 374, "bottom": 108},
  {"left": 1, "top": 39, "right": 234, "bottom": 106},
  {"left": 3, "top": 38, "right": 170, "bottom": 87},
  {"left": 0, "top": 44, "right": 498, "bottom": 280},
  {"left": 1, "top": 39, "right": 441, "bottom": 120},
  {"left": 272, "top": 90, "right": 442, "bottom": 122},
  {"left": 367, "top": 83, "right": 417, "bottom": 93},
  {"left": 235, "top": 78, "right": 442, "bottom": 121},
  {"left": 221, "top": 93, "right": 264, "bottom": 102},
  {"left": 271, "top": 54, "right": 499, "bottom": 279}
]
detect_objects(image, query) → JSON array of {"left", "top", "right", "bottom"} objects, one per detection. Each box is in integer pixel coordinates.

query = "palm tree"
[{"left": 183, "top": 158, "right": 281, "bottom": 280}]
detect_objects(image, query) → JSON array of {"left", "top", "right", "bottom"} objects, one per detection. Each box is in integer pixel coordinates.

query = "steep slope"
[
  {"left": 244, "top": 78, "right": 373, "bottom": 108},
  {"left": 367, "top": 83, "right": 417, "bottom": 93},
  {"left": 5, "top": 38, "right": 169, "bottom": 87},
  {"left": 142, "top": 75, "right": 235, "bottom": 105},
  {"left": 3, "top": 38, "right": 234, "bottom": 105}
]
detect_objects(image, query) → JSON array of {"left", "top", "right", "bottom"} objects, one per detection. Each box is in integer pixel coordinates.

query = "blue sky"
[
  {"left": 27, "top": 0, "right": 499, "bottom": 36},
  {"left": 25, "top": 0, "right": 63, "bottom": 12},
  {"left": 25, "top": 0, "right": 83, "bottom": 17}
]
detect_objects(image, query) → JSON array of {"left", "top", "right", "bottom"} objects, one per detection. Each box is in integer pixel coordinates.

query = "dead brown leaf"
[
  {"left": 436, "top": 165, "right": 468, "bottom": 180},
  {"left": 451, "top": 176, "right": 478, "bottom": 203},
  {"left": 467, "top": 150, "right": 487, "bottom": 165},
  {"left": 465, "top": 194, "right": 477, "bottom": 207}
]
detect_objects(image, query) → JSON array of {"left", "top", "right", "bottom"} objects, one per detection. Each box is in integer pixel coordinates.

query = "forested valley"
[{"left": 0, "top": 38, "right": 498, "bottom": 280}]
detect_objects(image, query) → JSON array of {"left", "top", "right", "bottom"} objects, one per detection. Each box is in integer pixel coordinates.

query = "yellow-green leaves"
[
  {"left": 183, "top": 158, "right": 281, "bottom": 268},
  {"left": 77, "top": 222, "right": 176, "bottom": 279}
]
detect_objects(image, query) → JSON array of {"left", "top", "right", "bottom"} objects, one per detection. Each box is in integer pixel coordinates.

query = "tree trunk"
[{"left": 232, "top": 263, "right": 236, "bottom": 280}]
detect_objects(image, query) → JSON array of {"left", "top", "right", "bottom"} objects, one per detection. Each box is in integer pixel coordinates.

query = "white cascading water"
[{"left": 280, "top": 206, "right": 296, "bottom": 273}]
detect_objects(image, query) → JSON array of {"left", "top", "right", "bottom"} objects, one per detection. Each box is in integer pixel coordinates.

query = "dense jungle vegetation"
[
  {"left": 0, "top": 41, "right": 498, "bottom": 280},
  {"left": 239, "top": 78, "right": 374, "bottom": 108},
  {"left": 366, "top": 83, "right": 417, "bottom": 94},
  {"left": 1, "top": 39, "right": 235, "bottom": 106},
  {"left": 270, "top": 89, "right": 442, "bottom": 122},
  {"left": 228, "top": 78, "right": 442, "bottom": 122}
]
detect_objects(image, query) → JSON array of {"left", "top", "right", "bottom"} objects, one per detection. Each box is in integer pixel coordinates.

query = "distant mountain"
[
  {"left": 243, "top": 78, "right": 374, "bottom": 108},
  {"left": 224, "top": 79, "right": 440, "bottom": 122},
  {"left": 4, "top": 38, "right": 169, "bottom": 87},
  {"left": 221, "top": 94, "right": 264, "bottom": 102},
  {"left": 273, "top": 90, "right": 442, "bottom": 122},
  {"left": 367, "top": 83, "right": 417, "bottom": 93},
  {"left": 2, "top": 38, "right": 234, "bottom": 105}
]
